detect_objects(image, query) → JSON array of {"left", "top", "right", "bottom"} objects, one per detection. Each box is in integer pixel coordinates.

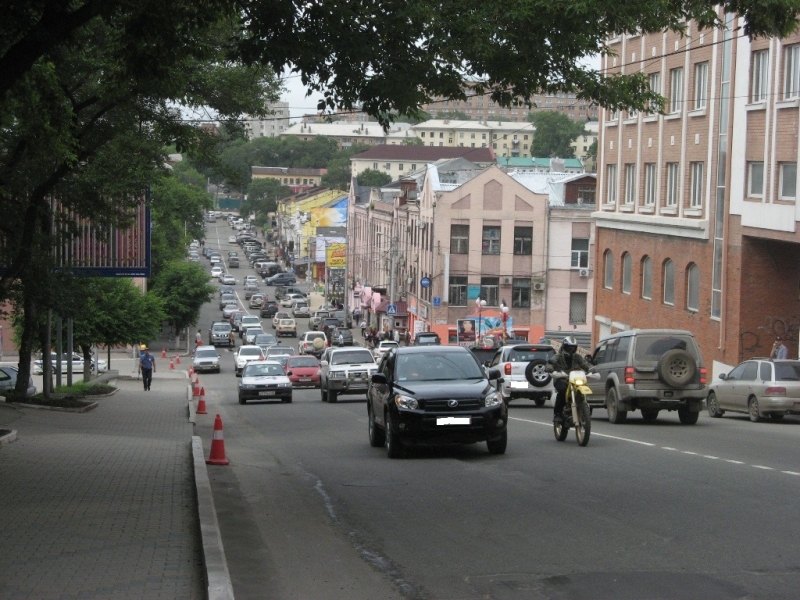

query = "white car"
[
  {"left": 244, "top": 275, "right": 258, "bottom": 285},
  {"left": 221, "top": 274, "right": 236, "bottom": 285},
  {"left": 280, "top": 293, "right": 305, "bottom": 308},
  {"left": 228, "top": 236, "right": 237, "bottom": 243},
  {"left": 233, "top": 345, "right": 266, "bottom": 376},
  {"left": 211, "top": 266, "right": 223, "bottom": 278},
  {"left": 299, "top": 331, "right": 327, "bottom": 356},
  {"left": 292, "top": 301, "right": 310, "bottom": 317},
  {"left": 33, "top": 353, "right": 108, "bottom": 375},
  {"left": 239, "top": 315, "right": 261, "bottom": 338},
  {"left": 373, "top": 341, "right": 399, "bottom": 361},
  {"left": 238, "top": 361, "right": 293, "bottom": 404}
]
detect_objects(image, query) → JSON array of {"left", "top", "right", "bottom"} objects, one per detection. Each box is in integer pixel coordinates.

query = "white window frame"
[
  {"left": 779, "top": 162, "right": 797, "bottom": 201},
  {"left": 748, "top": 162, "right": 765, "bottom": 197},
  {"left": 644, "top": 163, "right": 657, "bottom": 205},
  {"left": 606, "top": 164, "right": 618, "bottom": 204},
  {"left": 752, "top": 50, "right": 769, "bottom": 103},
  {"left": 784, "top": 44, "right": 800, "bottom": 100},
  {"left": 690, "top": 162, "right": 704, "bottom": 208},
  {"left": 641, "top": 257, "right": 652, "bottom": 300},
  {"left": 648, "top": 72, "right": 661, "bottom": 113},
  {"left": 694, "top": 62, "right": 708, "bottom": 109},
  {"left": 669, "top": 67, "right": 683, "bottom": 114},
  {"left": 624, "top": 164, "right": 636, "bottom": 204},
  {"left": 665, "top": 163, "right": 680, "bottom": 207}
]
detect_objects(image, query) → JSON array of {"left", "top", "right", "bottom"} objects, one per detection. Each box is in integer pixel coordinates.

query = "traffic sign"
[
  {"left": 420, "top": 277, "right": 431, "bottom": 288},
  {"left": 386, "top": 304, "right": 398, "bottom": 316},
  {"left": 432, "top": 296, "right": 441, "bottom": 307}
]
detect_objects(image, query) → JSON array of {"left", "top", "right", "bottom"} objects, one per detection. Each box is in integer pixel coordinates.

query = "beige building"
[
  {"left": 251, "top": 166, "right": 326, "bottom": 193},
  {"left": 281, "top": 121, "right": 411, "bottom": 148},
  {"left": 385, "top": 119, "right": 536, "bottom": 158},
  {"left": 570, "top": 120, "right": 599, "bottom": 172},
  {"left": 350, "top": 145, "right": 495, "bottom": 179},
  {"left": 422, "top": 90, "right": 598, "bottom": 122},
  {"left": 245, "top": 101, "right": 290, "bottom": 139}
]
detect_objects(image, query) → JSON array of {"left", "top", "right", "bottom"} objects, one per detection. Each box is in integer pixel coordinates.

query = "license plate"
[
  {"left": 510, "top": 381, "right": 528, "bottom": 389},
  {"left": 259, "top": 391, "right": 275, "bottom": 396},
  {"left": 437, "top": 417, "right": 471, "bottom": 425},
  {"left": 299, "top": 378, "right": 311, "bottom": 382}
]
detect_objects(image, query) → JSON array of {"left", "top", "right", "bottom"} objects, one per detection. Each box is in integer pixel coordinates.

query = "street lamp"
[
  {"left": 500, "top": 300, "right": 509, "bottom": 343},
  {"left": 477, "top": 298, "right": 487, "bottom": 342}
]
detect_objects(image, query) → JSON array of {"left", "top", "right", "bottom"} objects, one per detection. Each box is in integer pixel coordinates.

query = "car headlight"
[
  {"left": 281, "top": 383, "right": 291, "bottom": 388},
  {"left": 484, "top": 391, "right": 503, "bottom": 408},
  {"left": 330, "top": 371, "right": 346, "bottom": 379},
  {"left": 241, "top": 384, "right": 255, "bottom": 390},
  {"left": 395, "top": 394, "right": 418, "bottom": 410}
]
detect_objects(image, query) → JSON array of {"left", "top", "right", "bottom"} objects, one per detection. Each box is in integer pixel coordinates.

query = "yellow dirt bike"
[{"left": 550, "top": 367, "right": 599, "bottom": 446}]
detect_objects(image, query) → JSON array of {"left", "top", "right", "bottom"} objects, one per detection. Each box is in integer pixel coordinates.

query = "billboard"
[
  {"left": 326, "top": 243, "right": 346, "bottom": 268},
  {"left": 311, "top": 197, "right": 348, "bottom": 228},
  {"left": 457, "top": 319, "right": 477, "bottom": 345}
]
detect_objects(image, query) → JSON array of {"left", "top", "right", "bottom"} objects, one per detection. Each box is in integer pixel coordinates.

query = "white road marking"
[{"left": 509, "top": 416, "right": 799, "bottom": 479}]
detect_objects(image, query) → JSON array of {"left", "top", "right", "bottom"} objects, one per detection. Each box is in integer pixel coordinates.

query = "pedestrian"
[
  {"left": 360, "top": 319, "right": 367, "bottom": 338},
  {"left": 405, "top": 330, "right": 411, "bottom": 346},
  {"left": 195, "top": 330, "right": 203, "bottom": 348},
  {"left": 337, "top": 332, "right": 344, "bottom": 347},
  {"left": 771, "top": 336, "right": 789, "bottom": 359},
  {"left": 228, "top": 330, "right": 236, "bottom": 348},
  {"left": 393, "top": 329, "right": 400, "bottom": 343},
  {"left": 138, "top": 347, "right": 156, "bottom": 391}
]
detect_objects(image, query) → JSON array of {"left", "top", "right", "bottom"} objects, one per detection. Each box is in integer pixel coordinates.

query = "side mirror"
[
  {"left": 286, "top": 371, "right": 293, "bottom": 376},
  {"left": 718, "top": 373, "right": 727, "bottom": 381},
  {"left": 320, "top": 360, "right": 328, "bottom": 367},
  {"left": 371, "top": 373, "right": 388, "bottom": 385},
  {"left": 584, "top": 355, "right": 594, "bottom": 365},
  {"left": 484, "top": 361, "right": 492, "bottom": 367},
  {"left": 487, "top": 368, "right": 503, "bottom": 381}
]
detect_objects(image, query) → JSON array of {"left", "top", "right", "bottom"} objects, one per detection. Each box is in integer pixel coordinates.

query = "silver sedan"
[{"left": 707, "top": 359, "right": 800, "bottom": 422}]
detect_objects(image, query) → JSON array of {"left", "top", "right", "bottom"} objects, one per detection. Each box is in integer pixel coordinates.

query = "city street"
[{"left": 197, "top": 223, "right": 800, "bottom": 600}]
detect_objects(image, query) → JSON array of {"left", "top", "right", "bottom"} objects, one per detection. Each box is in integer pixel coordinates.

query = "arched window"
[
  {"left": 641, "top": 256, "right": 652, "bottom": 300},
  {"left": 604, "top": 250, "right": 614, "bottom": 290},
  {"left": 663, "top": 259, "right": 675, "bottom": 305},
  {"left": 686, "top": 264, "right": 700, "bottom": 311},
  {"left": 622, "top": 253, "right": 632, "bottom": 294}
]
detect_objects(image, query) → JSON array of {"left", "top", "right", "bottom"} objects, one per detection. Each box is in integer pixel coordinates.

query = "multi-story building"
[
  {"left": 244, "top": 101, "right": 290, "bottom": 139},
  {"left": 251, "top": 166, "right": 327, "bottom": 194},
  {"left": 594, "top": 14, "right": 800, "bottom": 375},
  {"left": 350, "top": 145, "right": 495, "bottom": 179},
  {"left": 385, "top": 120, "right": 536, "bottom": 158},
  {"left": 571, "top": 121, "right": 599, "bottom": 172},
  {"left": 497, "top": 157, "right": 586, "bottom": 174},
  {"left": 280, "top": 121, "right": 411, "bottom": 148},
  {"left": 422, "top": 90, "right": 598, "bottom": 122}
]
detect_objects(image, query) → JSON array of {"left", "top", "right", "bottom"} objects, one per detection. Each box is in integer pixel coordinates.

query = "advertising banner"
[
  {"left": 326, "top": 243, "right": 346, "bottom": 268},
  {"left": 457, "top": 319, "right": 477, "bottom": 345}
]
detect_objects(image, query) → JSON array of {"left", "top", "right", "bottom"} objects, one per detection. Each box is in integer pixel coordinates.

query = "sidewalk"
[{"left": 0, "top": 367, "right": 205, "bottom": 599}]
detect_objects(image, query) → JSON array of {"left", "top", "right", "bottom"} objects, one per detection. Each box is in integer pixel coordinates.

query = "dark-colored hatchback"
[{"left": 367, "top": 346, "right": 507, "bottom": 458}]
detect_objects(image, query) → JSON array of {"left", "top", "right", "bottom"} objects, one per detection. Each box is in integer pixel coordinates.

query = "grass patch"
[
  {"left": 54, "top": 381, "right": 115, "bottom": 396},
  {"left": 4, "top": 380, "right": 116, "bottom": 408},
  {"left": 15, "top": 394, "right": 94, "bottom": 409}
]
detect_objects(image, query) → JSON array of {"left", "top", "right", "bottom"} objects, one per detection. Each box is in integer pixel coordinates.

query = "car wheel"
[
  {"left": 641, "top": 409, "right": 659, "bottom": 422},
  {"left": 283, "top": 395, "right": 292, "bottom": 403},
  {"left": 525, "top": 360, "right": 552, "bottom": 388},
  {"left": 238, "top": 395, "right": 245, "bottom": 405},
  {"left": 321, "top": 386, "right": 328, "bottom": 402},
  {"left": 534, "top": 397, "right": 547, "bottom": 407},
  {"left": 748, "top": 396, "right": 762, "bottom": 423},
  {"left": 368, "top": 404, "right": 385, "bottom": 447},
  {"left": 606, "top": 387, "right": 627, "bottom": 424},
  {"left": 384, "top": 411, "right": 404, "bottom": 458},
  {"left": 656, "top": 349, "right": 697, "bottom": 388},
  {"left": 328, "top": 387, "right": 338, "bottom": 403},
  {"left": 486, "top": 430, "right": 508, "bottom": 455},
  {"left": 678, "top": 407, "right": 699, "bottom": 425},
  {"left": 707, "top": 392, "right": 724, "bottom": 418}
]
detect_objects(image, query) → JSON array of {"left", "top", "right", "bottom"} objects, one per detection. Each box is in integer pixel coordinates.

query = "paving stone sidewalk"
[{"left": 0, "top": 374, "right": 204, "bottom": 600}]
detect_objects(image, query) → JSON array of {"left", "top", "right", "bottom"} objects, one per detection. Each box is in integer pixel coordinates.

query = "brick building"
[{"left": 594, "top": 13, "right": 800, "bottom": 377}]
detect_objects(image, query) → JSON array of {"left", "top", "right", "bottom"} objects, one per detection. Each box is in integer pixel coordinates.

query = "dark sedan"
[{"left": 367, "top": 346, "right": 507, "bottom": 458}]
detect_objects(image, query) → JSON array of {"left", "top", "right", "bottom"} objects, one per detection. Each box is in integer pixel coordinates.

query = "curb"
[
  {"left": 0, "top": 429, "right": 17, "bottom": 446},
  {"left": 188, "top": 385, "right": 197, "bottom": 424},
  {"left": 192, "top": 436, "right": 235, "bottom": 600},
  {"left": 6, "top": 401, "right": 99, "bottom": 413}
]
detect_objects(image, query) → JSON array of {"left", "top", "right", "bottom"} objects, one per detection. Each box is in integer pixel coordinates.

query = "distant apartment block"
[{"left": 245, "top": 101, "right": 290, "bottom": 139}]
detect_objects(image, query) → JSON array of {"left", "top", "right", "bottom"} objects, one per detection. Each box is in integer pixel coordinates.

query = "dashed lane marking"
[{"left": 509, "top": 416, "right": 799, "bottom": 479}]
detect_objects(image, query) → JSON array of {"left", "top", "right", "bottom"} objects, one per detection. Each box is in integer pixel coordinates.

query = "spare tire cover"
[
  {"left": 312, "top": 337, "right": 325, "bottom": 350},
  {"left": 656, "top": 349, "right": 697, "bottom": 388}
]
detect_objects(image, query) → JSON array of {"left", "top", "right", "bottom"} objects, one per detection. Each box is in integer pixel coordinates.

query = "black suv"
[
  {"left": 260, "top": 300, "right": 279, "bottom": 318},
  {"left": 266, "top": 272, "right": 296, "bottom": 286},
  {"left": 367, "top": 346, "right": 507, "bottom": 458}
]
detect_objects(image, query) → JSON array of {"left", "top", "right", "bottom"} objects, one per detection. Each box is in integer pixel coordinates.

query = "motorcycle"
[{"left": 550, "top": 367, "right": 599, "bottom": 446}]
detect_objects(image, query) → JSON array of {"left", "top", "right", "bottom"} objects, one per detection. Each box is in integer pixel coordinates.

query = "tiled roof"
[{"left": 351, "top": 146, "right": 495, "bottom": 162}]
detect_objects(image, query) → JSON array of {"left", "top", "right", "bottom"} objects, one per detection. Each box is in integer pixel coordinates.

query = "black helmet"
[{"left": 562, "top": 336, "right": 578, "bottom": 355}]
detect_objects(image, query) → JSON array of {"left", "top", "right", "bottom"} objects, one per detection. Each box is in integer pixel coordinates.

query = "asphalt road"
[{"left": 196, "top": 222, "right": 800, "bottom": 600}]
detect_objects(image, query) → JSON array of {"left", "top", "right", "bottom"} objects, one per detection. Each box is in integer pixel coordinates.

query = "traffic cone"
[
  {"left": 188, "top": 366, "right": 194, "bottom": 377},
  {"left": 174, "top": 354, "right": 181, "bottom": 365},
  {"left": 169, "top": 359, "right": 175, "bottom": 370},
  {"left": 206, "top": 414, "right": 229, "bottom": 465},
  {"left": 192, "top": 383, "right": 200, "bottom": 397},
  {"left": 161, "top": 347, "right": 167, "bottom": 358},
  {"left": 194, "top": 375, "right": 200, "bottom": 386},
  {"left": 196, "top": 389, "right": 207, "bottom": 415}
]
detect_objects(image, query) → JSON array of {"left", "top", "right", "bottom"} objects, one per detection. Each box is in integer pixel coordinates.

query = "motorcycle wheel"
[
  {"left": 553, "top": 417, "right": 569, "bottom": 441},
  {"left": 575, "top": 402, "right": 591, "bottom": 447}
]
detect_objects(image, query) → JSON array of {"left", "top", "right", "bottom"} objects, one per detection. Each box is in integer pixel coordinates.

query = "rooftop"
[{"left": 351, "top": 145, "right": 495, "bottom": 163}]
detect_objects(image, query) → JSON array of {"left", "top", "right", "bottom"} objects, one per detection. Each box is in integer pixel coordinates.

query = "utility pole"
[{"left": 388, "top": 238, "right": 398, "bottom": 310}]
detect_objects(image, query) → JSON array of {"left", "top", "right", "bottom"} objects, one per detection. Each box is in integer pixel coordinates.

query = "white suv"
[
  {"left": 233, "top": 345, "right": 265, "bottom": 376},
  {"left": 487, "top": 344, "right": 556, "bottom": 406},
  {"left": 319, "top": 347, "right": 377, "bottom": 403},
  {"left": 299, "top": 331, "right": 328, "bottom": 356}
]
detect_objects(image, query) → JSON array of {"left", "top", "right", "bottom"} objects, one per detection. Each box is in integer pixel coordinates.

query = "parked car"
[
  {"left": 373, "top": 341, "right": 399, "bottom": 361},
  {"left": 292, "top": 300, "right": 310, "bottom": 318},
  {"left": 587, "top": 329, "right": 708, "bottom": 424},
  {"left": 266, "top": 272, "right": 296, "bottom": 286},
  {"left": 367, "top": 346, "right": 507, "bottom": 457},
  {"left": 285, "top": 355, "right": 321, "bottom": 388},
  {"left": 320, "top": 317, "right": 341, "bottom": 337},
  {"left": 333, "top": 310, "right": 352, "bottom": 328},
  {"left": 319, "top": 346, "right": 378, "bottom": 403},
  {"left": 192, "top": 346, "right": 221, "bottom": 373},
  {"left": 238, "top": 361, "right": 292, "bottom": 404},
  {"left": 707, "top": 359, "right": 800, "bottom": 422},
  {"left": 487, "top": 344, "right": 556, "bottom": 406},
  {"left": 32, "top": 352, "right": 108, "bottom": 375},
  {"left": 275, "top": 286, "right": 307, "bottom": 300},
  {"left": 277, "top": 318, "right": 297, "bottom": 337},
  {"left": 233, "top": 345, "right": 266, "bottom": 376},
  {"left": 299, "top": 331, "right": 328, "bottom": 357},
  {"left": 208, "top": 321, "right": 234, "bottom": 347},
  {"left": 0, "top": 365, "right": 37, "bottom": 396}
]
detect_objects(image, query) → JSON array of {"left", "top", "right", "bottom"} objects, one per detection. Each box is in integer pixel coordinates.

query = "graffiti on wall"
[{"left": 740, "top": 316, "right": 800, "bottom": 362}]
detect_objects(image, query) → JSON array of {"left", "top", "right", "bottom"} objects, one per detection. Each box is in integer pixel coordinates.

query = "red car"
[{"left": 285, "top": 355, "right": 321, "bottom": 388}]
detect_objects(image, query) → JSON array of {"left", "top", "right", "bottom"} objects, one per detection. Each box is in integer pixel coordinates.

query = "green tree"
[
  {"left": 243, "top": 178, "right": 292, "bottom": 224},
  {"left": 527, "top": 112, "right": 587, "bottom": 158},
  {"left": 587, "top": 138, "right": 598, "bottom": 162},
  {"left": 356, "top": 169, "right": 392, "bottom": 187},
  {"left": 320, "top": 144, "right": 370, "bottom": 190},
  {"left": 150, "top": 260, "right": 216, "bottom": 337}
]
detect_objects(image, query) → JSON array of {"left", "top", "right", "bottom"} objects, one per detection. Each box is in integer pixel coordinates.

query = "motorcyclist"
[{"left": 550, "top": 336, "right": 593, "bottom": 424}]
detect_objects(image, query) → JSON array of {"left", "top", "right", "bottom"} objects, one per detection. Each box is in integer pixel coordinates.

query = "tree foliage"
[
  {"left": 527, "top": 112, "right": 587, "bottom": 158},
  {"left": 243, "top": 178, "right": 293, "bottom": 223},
  {"left": 435, "top": 111, "right": 472, "bottom": 121},
  {"left": 356, "top": 169, "right": 392, "bottom": 187},
  {"left": 149, "top": 261, "right": 216, "bottom": 335}
]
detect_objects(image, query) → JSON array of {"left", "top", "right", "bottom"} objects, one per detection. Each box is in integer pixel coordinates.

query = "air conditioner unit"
[
  {"left": 533, "top": 282, "right": 546, "bottom": 292},
  {"left": 578, "top": 268, "right": 590, "bottom": 278},
  {"left": 501, "top": 276, "right": 513, "bottom": 285}
]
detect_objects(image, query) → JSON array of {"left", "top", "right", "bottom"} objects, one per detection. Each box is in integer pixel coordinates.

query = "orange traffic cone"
[
  {"left": 196, "top": 389, "right": 207, "bottom": 415},
  {"left": 192, "top": 383, "right": 200, "bottom": 397},
  {"left": 194, "top": 375, "right": 200, "bottom": 386},
  {"left": 161, "top": 347, "right": 167, "bottom": 358},
  {"left": 169, "top": 359, "right": 175, "bottom": 370},
  {"left": 206, "top": 414, "right": 228, "bottom": 465},
  {"left": 188, "top": 367, "right": 194, "bottom": 378},
  {"left": 174, "top": 354, "right": 181, "bottom": 365}
]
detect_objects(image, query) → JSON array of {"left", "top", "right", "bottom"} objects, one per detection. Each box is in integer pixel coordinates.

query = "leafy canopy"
[{"left": 527, "top": 111, "right": 588, "bottom": 158}]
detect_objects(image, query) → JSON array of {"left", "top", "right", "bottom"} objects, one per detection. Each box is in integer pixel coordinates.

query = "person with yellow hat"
[{"left": 137, "top": 347, "right": 156, "bottom": 391}]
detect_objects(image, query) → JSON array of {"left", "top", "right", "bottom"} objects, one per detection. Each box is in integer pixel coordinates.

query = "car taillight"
[
  {"left": 624, "top": 366, "right": 635, "bottom": 384},
  {"left": 765, "top": 387, "right": 786, "bottom": 396},
  {"left": 699, "top": 367, "right": 707, "bottom": 385},
  {"left": 504, "top": 363, "right": 511, "bottom": 375}
]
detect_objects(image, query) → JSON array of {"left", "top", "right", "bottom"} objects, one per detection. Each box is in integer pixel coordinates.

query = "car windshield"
[
  {"left": 774, "top": 362, "right": 800, "bottom": 381},
  {"left": 305, "top": 333, "right": 325, "bottom": 340},
  {"left": 633, "top": 335, "right": 698, "bottom": 364},
  {"left": 212, "top": 323, "right": 231, "bottom": 331},
  {"left": 195, "top": 350, "right": 218, "bottom": 359},
  {"left": 241, "top": 317, "right": 259, "bottom": 325},
  {"left": 239, "top": 347, "right": 262, "bottom": 356},
  {"left": 396, "top": 352, "right": 483, "bottom": 382},
  {"left": 244, "top": 364, "right": 285, "bottom": 377},
  {"left": 331, "top": 350, "right": 374, "bottom": 365},
  {"left": 507, "top": 348, "right": 554, "bottom": 362},
  {"left": 416, "top": 336, "right": 439, "bottom": 345},
  {"left": 279, "top": 320, "right": 293, "bottom": 325},
  {"left": 288, "top": 357, "right": 318, "bottom": 368},
  {"left": 379, "top": 342, "right": 398, "bottom": 349},
  {"left": 255, "top": 335, "right": 276, "bottom": 345},
  {"left": 268, "top": 348, "right": 293, "bottom": 357}
]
